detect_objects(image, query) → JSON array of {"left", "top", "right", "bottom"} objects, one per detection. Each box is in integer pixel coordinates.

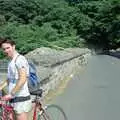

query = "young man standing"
[{"left": 0, "top": 38, "right": 32, "bottom": 120}]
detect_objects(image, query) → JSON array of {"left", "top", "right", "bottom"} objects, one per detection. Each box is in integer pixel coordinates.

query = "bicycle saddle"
[{"left": 30, "top": 89, "right": 43, "bottom": 97}]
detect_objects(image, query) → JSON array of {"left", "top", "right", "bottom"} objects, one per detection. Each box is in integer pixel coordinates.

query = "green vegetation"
[{"left": 0, "top": 0, "right": 119, "bottom": 58}]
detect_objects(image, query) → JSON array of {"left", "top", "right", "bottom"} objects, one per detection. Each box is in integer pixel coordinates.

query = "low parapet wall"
[{"left": 25, "top": 47, "right": 91, "bottom": 97}]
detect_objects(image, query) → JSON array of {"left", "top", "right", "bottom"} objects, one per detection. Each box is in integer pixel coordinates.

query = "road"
[{"left": 50, "top": 55, "right": 120, "bottom": 120}]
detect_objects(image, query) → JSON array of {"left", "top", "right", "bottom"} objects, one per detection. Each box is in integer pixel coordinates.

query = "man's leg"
[
  {"left": 16, "top": 112, "right": 28, "bottom": 120},
  {"left": 14, "top": 100, "right": 32, "bottom": 120}
]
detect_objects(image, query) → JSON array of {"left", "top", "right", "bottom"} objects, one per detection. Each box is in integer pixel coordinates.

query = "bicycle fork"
[
  {"left": 33, "top": 103, "right": 37, "bottom": 120},
  {"left": 33, "top": 102, "right": 51, "bottom": 120}
]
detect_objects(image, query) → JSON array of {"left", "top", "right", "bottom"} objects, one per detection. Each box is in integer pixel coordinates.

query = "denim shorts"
[{"left": 12, "top": 99, "right": 32, "bottom": 114}]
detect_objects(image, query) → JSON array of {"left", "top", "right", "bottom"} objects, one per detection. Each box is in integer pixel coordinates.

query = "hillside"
[{"left": 0, "top": 0, "right": 119, "bottom": 58}]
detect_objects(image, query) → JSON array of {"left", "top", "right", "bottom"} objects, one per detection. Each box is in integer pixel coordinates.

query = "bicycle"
[{"left": 0, "top": 89, "right": 67, "bottom": 120}]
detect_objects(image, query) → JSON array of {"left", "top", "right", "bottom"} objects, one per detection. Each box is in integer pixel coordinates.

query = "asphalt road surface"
[{"left": 51, "top": 55, "right": 120, "bottom": 120}]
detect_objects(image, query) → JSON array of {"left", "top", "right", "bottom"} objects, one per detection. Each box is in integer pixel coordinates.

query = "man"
[{"left": 0, "top": 38, "right": 32, "bottom": 120}]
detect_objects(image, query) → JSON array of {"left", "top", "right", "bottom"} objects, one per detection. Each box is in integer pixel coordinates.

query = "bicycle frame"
[
  {"left": 33, "top": 102, "right": 37, "bottom": 120},
  {"left": 0, "top": 98, "right": 43, "bottom": 120},
  {"left": 33, "top": 95, "right": 43, "bottom": 120},
  {"left": 0, "top": 88, "right": 67, "bottom": 120},
  {"left": 0, "top": 101, "right": 14, "bottom": 120}
]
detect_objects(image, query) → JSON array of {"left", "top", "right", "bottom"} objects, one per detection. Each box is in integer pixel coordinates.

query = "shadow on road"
[
  {"left": 97, "top": 50, "right": 120, "bottom": 59},
  {"left": 108, "top": 51, "right": 120, "bottom": 59}
]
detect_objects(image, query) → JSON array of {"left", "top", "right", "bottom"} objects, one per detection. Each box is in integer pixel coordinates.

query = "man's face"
[{"left": 1, "top": 43, "right": 15, "bottom": 58}]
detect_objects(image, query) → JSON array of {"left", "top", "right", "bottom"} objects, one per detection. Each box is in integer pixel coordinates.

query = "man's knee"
[{"left": 16, "top": 112, "right": 28, "bottom": 120}]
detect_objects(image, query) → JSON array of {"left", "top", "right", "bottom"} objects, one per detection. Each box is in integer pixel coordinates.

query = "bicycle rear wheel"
[{"left": 37, "top": 104, "right": 67, "bottom": 120}]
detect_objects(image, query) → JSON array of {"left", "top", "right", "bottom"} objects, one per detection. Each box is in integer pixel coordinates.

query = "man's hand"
[{"left": 2, "top": 94, "right": 13, "bottom": 101}]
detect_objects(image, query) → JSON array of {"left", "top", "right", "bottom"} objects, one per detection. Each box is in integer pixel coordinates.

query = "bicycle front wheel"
[{"left": 37, "top": 104, "right": 67, "bottom": 120}]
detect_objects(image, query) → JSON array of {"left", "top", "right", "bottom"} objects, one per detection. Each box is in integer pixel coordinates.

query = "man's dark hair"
[{"left": 0, "top": 37, "right": 15, "bottom": 48}]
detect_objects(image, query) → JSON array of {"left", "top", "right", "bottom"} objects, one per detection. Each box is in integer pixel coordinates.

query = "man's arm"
[{"left": 11, "top": 67, "right": 27, "bottom": 96}]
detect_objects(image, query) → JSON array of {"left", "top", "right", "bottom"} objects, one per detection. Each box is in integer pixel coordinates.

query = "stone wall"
[{"left": 25, "top": 47, "right": 91, "bottom": 97}]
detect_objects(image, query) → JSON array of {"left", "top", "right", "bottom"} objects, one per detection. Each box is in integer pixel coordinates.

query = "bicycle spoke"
[{"left": 41, "top": 104, "right": 67, "bottom": 120}]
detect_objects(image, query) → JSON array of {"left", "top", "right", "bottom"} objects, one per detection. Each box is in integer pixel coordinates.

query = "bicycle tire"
[
  {"left": 0, "top": 115, "right": 2, "bottom": 120},
  {"left": 37, "top": 104, "right": 67, "bottom": 120},
  {"left": 0, "top": 107, "right": 3, "bottom": 120},
  {"left": 0, "top": 116, "right": 2, "bottom": 120}
]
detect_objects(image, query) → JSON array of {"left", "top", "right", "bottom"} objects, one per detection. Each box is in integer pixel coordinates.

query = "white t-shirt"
[{"left": 8, "top": 53, "right": 30, "bottom": 97}]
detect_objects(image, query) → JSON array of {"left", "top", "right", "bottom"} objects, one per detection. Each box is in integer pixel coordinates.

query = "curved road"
[{"left": 51, "top": 55, "right": 120, "bottom": 120}]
